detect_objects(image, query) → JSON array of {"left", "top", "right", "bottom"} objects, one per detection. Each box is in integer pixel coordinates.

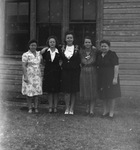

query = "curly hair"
[
  {"left": 46, "top": 36, "right": 59, "bottom": 48},
  {"left": 100, "top": 39, "right": 111, "bottom": 47}
]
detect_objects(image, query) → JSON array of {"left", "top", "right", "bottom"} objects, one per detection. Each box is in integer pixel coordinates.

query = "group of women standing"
[{"left": 22, "top": 31, "right": 121, "bottom": 118}]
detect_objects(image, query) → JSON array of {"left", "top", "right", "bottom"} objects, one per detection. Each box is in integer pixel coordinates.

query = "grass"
[{"left": 0, "top": 97, "right": 140, "bottom": 150}]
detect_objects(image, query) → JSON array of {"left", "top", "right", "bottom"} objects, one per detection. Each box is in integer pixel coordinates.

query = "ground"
[{"left": 0, "top": 97, "right": 140, "bottom": 150}]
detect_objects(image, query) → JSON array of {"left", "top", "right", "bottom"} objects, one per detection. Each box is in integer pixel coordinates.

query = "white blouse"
[
  {"left": 64, "top": 45, "right": 74, "bottom": 59},
  {"left": 48, "top": 48, "right": 59, "bottom": 62}
]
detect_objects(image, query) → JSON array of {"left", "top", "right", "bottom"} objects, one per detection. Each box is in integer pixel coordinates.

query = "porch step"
[
  {"left": 0, "top": 55, "right": 52, "bottom": 104},
  {"left": 0, "top": 56, "right": 25, "bottom": 101}
]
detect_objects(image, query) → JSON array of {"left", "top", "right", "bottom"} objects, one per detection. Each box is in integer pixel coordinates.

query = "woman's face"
[
  {"left": 29, "top": 42, "right": 37, "bottom": 52},
  {"left": 49, "top": 38, "right": 56, "bottom": 48},
  {"left": 84, "top": 39, "right": 92, "bottom": 49},
  {"left": 100, "top": 43, "right": 110, "bottom": 53},
  {"left": 65, "top": 34, "right": 74, "bottom": 46}
]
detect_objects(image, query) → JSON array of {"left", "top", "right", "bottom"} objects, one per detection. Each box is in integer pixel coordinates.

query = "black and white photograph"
[{"left": 0, "top": 0, "right": 140, "bottom": 149}]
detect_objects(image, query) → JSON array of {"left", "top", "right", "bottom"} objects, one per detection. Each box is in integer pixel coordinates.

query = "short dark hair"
[
  {"left": 64, "top": 30, "right": 75, "bottom": 45},
  {"left": 28, "top": 39, "right": 38, "bottom": 46},
  {"left": 84, "top": 36, "right": 92, "bottom": 43},
  {"left": 100, "top": 39, "right": 110, "bottom": 47},
  {"left": 65, "top": 31, "right": 74, "bottom": 38},
  {"left": 46, "top": 36, "right": 58, "bottom": 48}
]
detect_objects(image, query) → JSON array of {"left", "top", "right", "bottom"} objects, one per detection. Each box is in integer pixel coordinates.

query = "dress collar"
[{"left": 47, "top": 48, "right": 59, "bottom": 53}]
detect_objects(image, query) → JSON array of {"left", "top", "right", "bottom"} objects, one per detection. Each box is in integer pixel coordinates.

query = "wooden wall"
[{"left": 102, "top": 0, "right": 140, "bottom": 96}]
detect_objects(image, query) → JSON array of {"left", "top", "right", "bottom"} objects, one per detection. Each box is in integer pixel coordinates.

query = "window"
[
  {"left": 69, "top": 0, "right": 96, "bottom": 46},
  {"left": 36, "top": 0, "right": 62, "bottom": 46},
  {"left": 5, "top": 1, "right": 29, "bottom": 54}
]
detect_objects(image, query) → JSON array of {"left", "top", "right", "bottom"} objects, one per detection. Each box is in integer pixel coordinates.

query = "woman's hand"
[
  {"left": 85, "top": 55, "right": 90, "bottom": 60},
  {"left": 40, "top": 47, "right": 48, "bottom": 55},
  {"left": 92, "top": 46, "right": 96, "bottom": 49},
  {"left": 24, "top": 75, "right": 29, "bottom": 83},
  {"left": 113, "top": 77, "right": 118, "bottom": 85},
  {"left": 113, "top": 65, "right": 119, "bottom": 85},
  {"left": 59, "top": 60, "right": 63, "bottom": 66}
]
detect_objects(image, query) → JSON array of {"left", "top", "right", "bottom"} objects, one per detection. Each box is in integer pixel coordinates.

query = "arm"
[
  {"left": 40, "top": 47, "right": 48, "bottom": 55},
  {"left": 40, "top": 54, "right": 44, "bottom": 65},
  {"left": 22, "top": 62, "right": 28, "bottom": 83},
  {"left": 113, "top": 65, "right": 119, "bottom": 85}
]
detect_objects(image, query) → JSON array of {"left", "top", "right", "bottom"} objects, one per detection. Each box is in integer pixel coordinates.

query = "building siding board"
[
  {"left": 104, "top": 8, "right": 140, "bottom": 14},
  {"left": 104, "top": 2, "right": 140, "bottom": 8},
  {"left": 104, "top": 0, "right": 140, "bottom": 2},
  {"left": 102, "top": 0, "right": 140, "bottom": 96},
  {"left": 104, "top": 20, "right": 140, "bottom": 25}
]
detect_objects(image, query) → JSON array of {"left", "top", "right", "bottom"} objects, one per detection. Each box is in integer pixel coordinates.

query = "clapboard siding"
[
  {"left": 104, "top": 25, "right": 140, "bottom": 30},
  {"left": 0, "top": 57, "right": 24, "bottom": 101},
  {"left": 104, "top": 2, "right": 140, "bottom": 8},
  {"left": 120, "top": 75, "right": 140, "bottom": 81},
  {"left": 104, "top": 8, "right": 140, "bottom": 13},
  {"left": 0, "top": 56, "right": 45, "bottom": 101},
  {"left": 104, "top": 0, "right": 140, "bottom": 2},
  {"left": 103, "top": 36, "right": 140, "bottom": 42},
  {"left": 103, "top": 0, "right": 140, "bottom": 96},
  {"left": 112, "top": 47, "right": 140, "bottom": 53},
  {"left": 111, "top": 42, "right": 140, "bottom": 47},
  {"left": 103, "top": 31, "right": 140, "bottom": 36},
  {"left": 119, "top": 59, "right": 140, "bottom": 64},
  {"left": 104, "top": 20, "right": 140, "bottom": 25},
  {"left": 104, "top": 14, "right": 140, "bottom": 19}
]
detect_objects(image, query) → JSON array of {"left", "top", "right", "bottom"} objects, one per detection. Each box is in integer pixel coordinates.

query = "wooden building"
[{"left": 0, "top": 0, "right": 140, "bottom": 101}]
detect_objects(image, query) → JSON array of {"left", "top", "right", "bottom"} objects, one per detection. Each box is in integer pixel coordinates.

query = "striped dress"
[{"left": 80, "top": 48, "right": 98, "bottom": 101}]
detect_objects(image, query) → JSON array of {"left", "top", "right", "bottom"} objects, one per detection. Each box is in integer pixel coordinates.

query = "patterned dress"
[
  {"left": 80, "top": 48, "right": 98, "bottom": 101},
  {"left": 22, "top": 50, "right": 42, "bottom": 97}
]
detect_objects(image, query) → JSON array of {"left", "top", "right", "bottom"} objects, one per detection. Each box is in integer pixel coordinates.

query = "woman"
[
  {"left": 22, "top": 39, "right": 42, "bottom": 113},
  {"left": 41, "top": 36, "right": 61, "bottom": 113},
  {"left": 96, "top": 39, "right": 121, "bottom": 118},
  {"left": 80, "top": 36, "right": 97, "bottom": 116},
  {"left": 61, "top": 31, "right": 81, "bottom": 115}
]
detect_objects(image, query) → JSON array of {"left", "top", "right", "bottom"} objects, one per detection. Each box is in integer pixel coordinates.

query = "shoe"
[
  {"left": 101, "top": 113, "right": 109, "bottom": 118},
  {"left": 102, "top": 112, "right": 109, "bottom": 116},
  {"left": 69, "top": 110, "right": 74, "bottom": 115},
  {"left": 89, "top": 113, "right": 94, "bottom": 117},
  {"left": 35, "top": 108, "right": 39, "bottom": 113},
  {"left": 28, "top": 109, "right": 32, "bottom": 113},
  {"left": 49, "top": 107, "right": 53, "bottom": 113},
  {"left": 64, "top": 109, "right": 69, "bottom": 114},
  {"left": 54, "top": 108, "right": 57, "bottom": 113},
  {"left": 109, "top": 113, "right": 114, "bottom": 119}
]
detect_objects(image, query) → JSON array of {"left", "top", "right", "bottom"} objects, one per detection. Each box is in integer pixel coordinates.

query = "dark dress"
[
  {"left": 61, "top": 45, "right": 81, "bottom": 93},
  {"left": 42, "top": 50, "right": 61, "bottom": 93},
  {"left": 96, "top": 50, "right": 121, "bottom": 99}
]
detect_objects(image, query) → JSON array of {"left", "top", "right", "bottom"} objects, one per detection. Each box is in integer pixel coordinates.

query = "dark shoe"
[
  {"left": 101, "top": 113, "right": 109, "bottom": 118},
  {"left": 49, "top": 107, "right": 53, "bottom": 113},
  {"left": 89, "top": 113, "right": 94, "bottom": 117},
  {"left": 35, "top": 108, "right": 39, "bottom": 113},
  {"left": 28, "top": 108, "right": 32, "bottom": 113},
  {"left": 54, "top": 108, "right": 57, "bottom": 113},
  {"left": 108, "top": 114, "right": 114, "bottom": 119},
  {"left": 107, "top": 116, "right": 114, "bottom": 120}
]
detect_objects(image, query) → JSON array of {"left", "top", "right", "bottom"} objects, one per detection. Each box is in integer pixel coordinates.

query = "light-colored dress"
[{"left": 22, "top": 50, "right": 42, "bottom": 97}]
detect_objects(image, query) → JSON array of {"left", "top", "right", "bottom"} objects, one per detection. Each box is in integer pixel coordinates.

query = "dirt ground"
[{"left": 0, "top": 97, "right": 140, "bottom": 150}]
